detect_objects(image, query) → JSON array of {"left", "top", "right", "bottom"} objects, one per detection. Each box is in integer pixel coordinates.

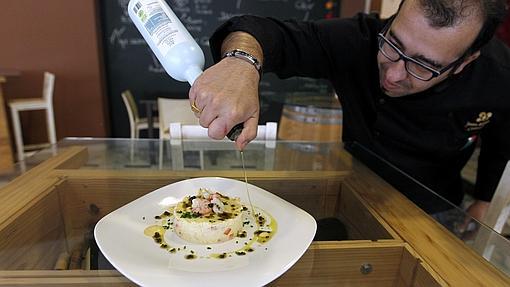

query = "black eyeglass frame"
[{"left": 377, "top": 19, "right": 467, "bottom": 81}]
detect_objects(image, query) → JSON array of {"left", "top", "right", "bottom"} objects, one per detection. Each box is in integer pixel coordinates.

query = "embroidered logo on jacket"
[{"left": 464, "top": 112, "right": 493, "bottom": 131}]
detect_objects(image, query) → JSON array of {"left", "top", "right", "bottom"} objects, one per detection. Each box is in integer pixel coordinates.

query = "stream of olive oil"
[{"left": 240, "top": 151, "right": 257, "bottom": 228}]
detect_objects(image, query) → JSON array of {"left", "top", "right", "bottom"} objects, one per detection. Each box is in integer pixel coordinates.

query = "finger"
[
  {"left": 207, "top": 117, "right": 230, "bottom": 140},
  {"left": 235, "top": 138, "right": 249, "bottom": 151},
  {"left": 235, "top": 117, "right": 258, "bottom": 150},
  {"left": 188, "top": 81, "right": 198, "bottom": 104},
  {"left": 188, "top": 77, "right": 207, "bottom": 112},
  {"left": 188, "top": 86, "right": 202, "bottom": 117},
  {"left": 190, "top": 100, "right": 202, "bottom": 115},
  {"left": 198, "top": 104, "right": 218, "bottom": 128}
]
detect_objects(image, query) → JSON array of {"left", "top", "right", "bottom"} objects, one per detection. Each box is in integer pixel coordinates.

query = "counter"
[{"left": 0, "top": 138, "right": 508, "bottom": 286}]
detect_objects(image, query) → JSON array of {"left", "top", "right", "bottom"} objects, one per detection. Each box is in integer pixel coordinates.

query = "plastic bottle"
[
  {"left": 128, "top": 0, "right": 205, "bottom": 85},
  {"left": 128, "top": 0, "right": 244, "bottom": 140}
]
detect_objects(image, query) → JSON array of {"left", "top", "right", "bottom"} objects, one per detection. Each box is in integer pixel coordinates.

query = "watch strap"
[{"left": 223, "top": 49, "right": 262, "bottom": 77}]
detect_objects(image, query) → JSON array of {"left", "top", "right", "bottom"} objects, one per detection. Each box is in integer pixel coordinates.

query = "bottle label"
[{"left": 133, "top": 0, "right": 187, "bottom": 55}]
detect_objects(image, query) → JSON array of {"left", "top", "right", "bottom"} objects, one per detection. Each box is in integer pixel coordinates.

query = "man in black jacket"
[{"left": 189, "top": 0, "right": 510, "bottom": 220}]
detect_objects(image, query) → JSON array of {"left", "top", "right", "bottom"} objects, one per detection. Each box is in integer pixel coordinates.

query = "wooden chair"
[
  {"left": 157, "top": 97, "right": 199, "bottom": 139},
  {"left": 8, "top": 72, "right": 56, "bottom": 162},
  {"left": 121, "top": 90, "right": 159, "bottom": 138},
  {"left": 157, "top": 98, "right": 199, "bottom": 168}
]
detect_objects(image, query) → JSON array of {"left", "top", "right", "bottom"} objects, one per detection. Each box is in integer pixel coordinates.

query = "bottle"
[
  {"left": 128, "top": 0, "right": 205, "bottom": 85},
  {"left": 128, "top": 0, "right": 244, "bottom": 140}
]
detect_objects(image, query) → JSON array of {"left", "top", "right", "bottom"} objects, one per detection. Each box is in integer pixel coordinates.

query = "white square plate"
[{"left": 95, "top": 177, "right": 316, "bottom": 287}]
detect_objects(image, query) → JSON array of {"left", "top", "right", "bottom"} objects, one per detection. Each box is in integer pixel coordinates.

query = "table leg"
[{"left": 146, "top": 102, "right": 154, "bottom": 138}]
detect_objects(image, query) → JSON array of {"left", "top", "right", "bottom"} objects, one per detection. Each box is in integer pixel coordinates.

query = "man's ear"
[{"left": 453, "top": 51, "right": 481, "bottom": 74}]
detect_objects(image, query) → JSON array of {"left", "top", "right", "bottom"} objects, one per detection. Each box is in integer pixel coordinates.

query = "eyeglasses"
[{"left": 377, "top": 23, "right": 466, "bottom": 81}]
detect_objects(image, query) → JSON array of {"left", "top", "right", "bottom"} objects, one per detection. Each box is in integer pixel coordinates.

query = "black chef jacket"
[{"left": 209, "top": 13, "right": 510, "bottom": 213}]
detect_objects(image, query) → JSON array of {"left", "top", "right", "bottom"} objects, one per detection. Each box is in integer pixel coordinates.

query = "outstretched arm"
[{"left": 189, "top": 31, "right": 263, "bottom": 150}]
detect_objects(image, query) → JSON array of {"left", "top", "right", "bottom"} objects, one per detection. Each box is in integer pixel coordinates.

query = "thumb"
[{"left": 234, "top": 117, "right": 259, "bottom": 151}]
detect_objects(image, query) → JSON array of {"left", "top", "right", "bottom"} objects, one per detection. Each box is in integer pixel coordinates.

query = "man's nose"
[{"left": 385, "top": 59, "right": 408, "bottom": 82}]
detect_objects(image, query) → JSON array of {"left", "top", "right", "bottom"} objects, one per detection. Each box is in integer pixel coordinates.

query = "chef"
[{"left": 189, "top": 0, "right": 510, "bottom": 221}]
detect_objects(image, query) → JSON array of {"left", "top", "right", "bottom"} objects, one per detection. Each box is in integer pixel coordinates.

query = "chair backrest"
[
  {"left": 158, "top": 98, "right": 199, "bottom": 139},
  {"left": 169, "top": 122, "right": 278, "bottom": 147},
  {"left": 121, "top": 90, "right": 139, "bottom": 127},
  {"left": 42, "top": 72, "right": 55, "bottom": 103}
]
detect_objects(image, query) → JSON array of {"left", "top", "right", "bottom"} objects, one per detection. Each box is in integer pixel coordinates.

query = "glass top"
[{"left": 1, "top": 137, "right": 509, "bottom": 285}]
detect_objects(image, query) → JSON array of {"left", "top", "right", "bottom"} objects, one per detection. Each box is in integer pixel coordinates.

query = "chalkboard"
[{"left": 101, "top": 0, "right": 340, "bottom": 137}]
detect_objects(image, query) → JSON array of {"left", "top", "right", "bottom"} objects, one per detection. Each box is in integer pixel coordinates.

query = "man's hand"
[
  {"left": 466, "top": 200, "right": 490, "bottom": 222},
  {"left": 457, "top": 200, "right": 490, "bottom": 235},
  {"left": 189, "top": 56, "right": 260, "bottom": 150}
]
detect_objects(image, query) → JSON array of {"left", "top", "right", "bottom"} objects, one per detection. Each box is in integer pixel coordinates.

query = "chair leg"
[
  {"left": 131, "top": 126, "right": 137, "bottom": 139},
  {"left": 46, "top": 104, "right": 57, "bottom": 144},
  {"left": 9, "top": 107, "right": 25, "bottom": 162},
  {"left": 158, "top": 139, "right": 163, "bottom": 169},
  {"left": 199, "top": 150, "right": 204, "bottom": 170}
]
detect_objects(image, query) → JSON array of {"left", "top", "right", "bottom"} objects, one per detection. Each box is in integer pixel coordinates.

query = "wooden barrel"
[{"left": 278, "top": 105, "right": 342, "bottom": 141}]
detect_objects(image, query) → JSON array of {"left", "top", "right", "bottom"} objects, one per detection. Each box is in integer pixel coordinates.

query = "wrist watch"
[{"left": 223, "top": 49, "right": 262, "bottom": 77}]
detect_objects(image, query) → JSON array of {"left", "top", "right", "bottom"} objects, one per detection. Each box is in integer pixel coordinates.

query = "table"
[
  {"left": 0, "top": 69, "right": 20, "bottom": 174},
  {"left": 0, "top": 138, "right": 509, "bottom": 286}
]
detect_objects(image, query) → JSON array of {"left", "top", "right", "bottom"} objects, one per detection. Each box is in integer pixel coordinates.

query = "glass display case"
[{"left": 0, "top": 138, "right": 509, "bottom": 286}]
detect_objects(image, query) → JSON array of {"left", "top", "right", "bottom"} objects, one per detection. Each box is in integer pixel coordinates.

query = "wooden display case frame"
[{"left": 0, "top": 146, "right": 508, "bottom": 286}]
